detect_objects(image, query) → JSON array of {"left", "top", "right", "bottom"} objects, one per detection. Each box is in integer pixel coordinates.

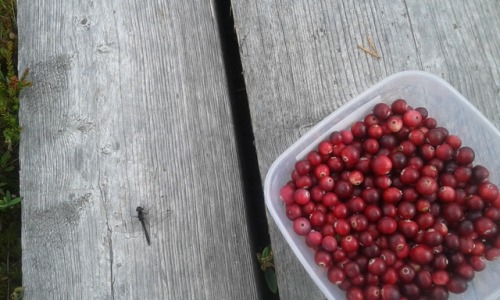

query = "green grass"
[{"left": 0, "top": 0, "right": 30, "bottom": 298}]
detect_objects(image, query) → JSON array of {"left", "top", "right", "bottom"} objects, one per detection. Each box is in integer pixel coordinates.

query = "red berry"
[
  {"left": 306, "top": 230, "right": 323, "bottom": 248},
  {"left": 391, "top": 99, "right": 408, "bottom": 114},
  {"left": 293, "top": 217, "right": 311, "bottom": 236},
  {"left": 341, "top": 235, "right": 359, "bottom": 253},
  {"left": 373, "top": 103, "right": 392, "bottom": 120},
  {"left": 367, "top": 257, "right": 387, "bottom": 275},
  {"left": 398, "top": 264, "right": 416, "bottom": 283},
  {"left": 409, "top": 244, "right": 434, "bottom": 265},
  {"left": 327, "top": 266, "right": 345, "bottom": 285},
  {"left": 318, "top": 140, "right": 333, "bottom": 155},
  {"left": 415, "top": 176, "right": 438, "bottom": 196},
  {"left": 314, "top": 250, "right": 333, "bottom": 268},
  {"left": 478, "top": 182, "right": 499, "bottom": 201},
  {"left": 285, "top": 204, "right": 302, "bottom": 220},
  {"left": 455, "top": 146, "right": 475, "bottom": 165},
  {"left": 280, "top": 184, "right": 295, "bottom": 204},
  {"left": 371, "top": 155, "right": 392, "bottom": 175},
  {"left": 386, "top": 115, "right": 403, "bottom": 132},
  {"left": 377, "top": 217, "right": 397, "bottom": 235},
  {"left": 292, "top": 188, "right": 310, "bottom": 205},
  {"left": 431, "top": 270, "right": 449, "bottom": 285},
  {"left": 446, "top": 275, "right": 468, "bottom": 294},
  {"left": 402, "top": 110, "right": 422, "bottom": 127}
]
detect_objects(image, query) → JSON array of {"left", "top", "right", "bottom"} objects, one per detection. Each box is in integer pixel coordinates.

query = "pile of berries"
[{"left": 279, "top": 99, "right": 500, "bottom": 300}]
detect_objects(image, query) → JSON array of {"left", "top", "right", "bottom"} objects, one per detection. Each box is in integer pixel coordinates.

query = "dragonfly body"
[{"left": 136, "top": 206, "right": 151, "bottom": 245}]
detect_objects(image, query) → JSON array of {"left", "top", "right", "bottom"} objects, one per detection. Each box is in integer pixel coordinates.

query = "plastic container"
[{"left": 264, "top": 70, "right": 500, "bottom": 300}]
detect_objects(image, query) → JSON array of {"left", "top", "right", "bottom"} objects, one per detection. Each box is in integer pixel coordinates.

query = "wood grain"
[
  {"left": 231, "top": 0, "right": 500, "bottom": 298},
  {"left": 18, "top": 1, "right": 258, "bottom": 299}
]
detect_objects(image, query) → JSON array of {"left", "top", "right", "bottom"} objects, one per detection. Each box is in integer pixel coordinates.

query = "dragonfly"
[{"left": 136, "top": 206, "right": 151, "bottom": 246}]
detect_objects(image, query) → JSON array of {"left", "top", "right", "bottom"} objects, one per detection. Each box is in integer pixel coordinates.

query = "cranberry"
[
  {"left": 312, "top": 248, "right": 332, "bottom": 268},
  {"left": 398, "top": 201, "right": 416, "bottom": 219},
  {"left": 381, "top": 284, "right": 400, "bottom": 300},
  {"left": 380, "top": 188, "right": 401, "bottom": 204},
  {"left": 431, "top": 270, "right": 449, "bottom": 285},
  {"left": 435, "top": 143, "right": 453, "bottom": 161},
  {"left": 293, "top": 217, "right": 311, "bottom": 236},
  {"left": 423, "top": 229, "right": 443, "bottom": 247},
  {"left": 341, "top": 145, "right": 361, "bottom": 165},
  {"left": 432, "top": 253, "right": 448, "bottom": 270},
  {"left": 373, "top": 103, "right": 392, "bottom": 120},
  {"left": 415, "top": 176, "right": 438, "bottom": 196},
  {"left": 313, "top": 164, "right": 330, "bottom": 180},
  {"left": 391, "top": 99, "right": 408, "bottom": 114},
  {"left": 327, "top": 266, "right": 345, "bottom": 285},
  {"left": 422, "top": 117, "right": 437, "bottom": 129},
  {"left": 371, "top": 155, "right": 392, "bottom": 175},
  {"left": 437, "top": 186, "right": 456, "bottom": 202},
  {"left": 364, "top": 285, "right": 381, "bottom": 300},
  {"left": 402, "top": 110, "right": 422, "bottom": 127},
  {"left": 341, "top": 235, "right": 359, "bottom": 253},
  {"left": 455, "top": 263, "right": 475, "bottom": 281},
  {"left": 367, "top": 257, "right": 387, "bottom": 276},
  {"left": 389, "top": 151, "right": 407, "bottom": 170},
  {"left": 478, "top": 182, "right": 499, "bottom": 201},
  {"left": 375, "top": 175, "right": 392, "bottom": 189},
  {"left": 425, "top": 128, "right": 447, "bottom": 146},
  {"left": 443, "top": 203, "right": 463, "bottom": 224},
  {"left": 346, "top": 286, "right": 364, "bottom": 300},
  {"left": 446, "top": 275, "right": 468, "bottom": 294},
  {"left": 400, "top": 166, "right": 420, "bottom": 184},
  {"left": 398, "top": 220, "right": 419, "bottom": 238},
  {"left": 474, "top": 216, "right": 496, "bottom": 237},
  {"left": 408, "top": 129, "right": 426, "bottom": 146},
  {"left": 455, "top": 146, "right": 475, "bottom": 165},
  {"left": 454, "top": 166, "right": 472, "bottom": 183},
  {"left": 469, "top": 255, "right": 486, "bottom": 271},
  {"left": 286, "top": 204, "right": 302, "bottom": 220},
  {"left": 415, "top": 212, "right": 435, "bottom": 230},
  {"left": 428, "top": 286, "right": 449, "bottom": 300},
  {"left": 485, "top": 247, "right": 500, "bottom": 261},
  {"left": 341, "top": 129, "right": 354, "bottom": 145},
  {"left": 346, "top": 197, "right": 366, "bottom": 214},
  {"left": 309, "top": 210, "right": 326, "bottom": 228},
  {"left": 394, "top": 264, "right": 414, "bottom": 284},
  {"left": 335, "top": 219, "right": 351, "bottom": 236},
  {"left": 472, "top": 165, "right": 490, "bottom": 182},
  {"left": 365, "top": 205, "right": 382, "bottom": 222},
  {"left": 377, "top": 217, "right": 397, "bottom": 235},
  {"left": 358, "top": 231, "right": 374, "bottom": 247},
  {"left": 318, "top": 140, "right": 333, "bottom": 156},
  {"left": 409, "top": 244, "right": 434, "bottom": 265},
  {"left": 349, "top": 214, "right": 368, "bottom": 232},
  {"left": 415, "top": 270, "right": 433, "bottom": 289},
  {"left": 459, "top": 237, "right": 474, "bottom": 254},
  {"left": 334, "top": 180, "right": 354, "bottom": 199},
  {"left": 295, "top": 174, "right": 313, "bottom": 189},
  {"left": 321, "top": 235, "right": 338, "bottom": 252},
  {"left": 379, "top": 135, "right": 398, "bottom": 149}
]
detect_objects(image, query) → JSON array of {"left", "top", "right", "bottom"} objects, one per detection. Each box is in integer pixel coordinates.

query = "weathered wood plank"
[
  {"left": 18, "top": 1, "right": 258, "bottom": 299},
  {"left": 231, "top": 0, "right": 499, "bottom": 298}
]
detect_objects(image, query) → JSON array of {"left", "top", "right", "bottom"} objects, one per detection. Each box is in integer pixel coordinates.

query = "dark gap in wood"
[{"left": 212, "top": 1, "right": 279, "bottom": 299}]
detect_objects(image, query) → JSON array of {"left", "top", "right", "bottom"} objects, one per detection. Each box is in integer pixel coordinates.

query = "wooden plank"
[
  {"left": 18, "top": 1, "right": 258, "bottom": 299},
  {"left": 231, "top": 0, "right": 500, "bottom": 298}
]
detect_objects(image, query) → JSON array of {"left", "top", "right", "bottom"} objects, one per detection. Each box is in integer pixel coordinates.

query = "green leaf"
[
  {"left": 8, "top": 197, "right": 21, "bottom": 206},
  {"left": 0, "top": 151, "right": 9, "bottom": 165},
  {"left": 264, "top": 268, "right": 278, "bottom": 294},
  {"left": 262, "top": 246, "right": 271, "bottom": 258}
]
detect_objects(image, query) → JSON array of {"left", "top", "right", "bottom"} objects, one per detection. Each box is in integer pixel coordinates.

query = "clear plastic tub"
[{"left": 264, "top": 70, "right": 500, "bottom": 300}]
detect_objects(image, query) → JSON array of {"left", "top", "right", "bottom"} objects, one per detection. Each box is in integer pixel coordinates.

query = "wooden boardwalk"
[{"left": 18, "top": 0, "right": 499, "bottom": 299}]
